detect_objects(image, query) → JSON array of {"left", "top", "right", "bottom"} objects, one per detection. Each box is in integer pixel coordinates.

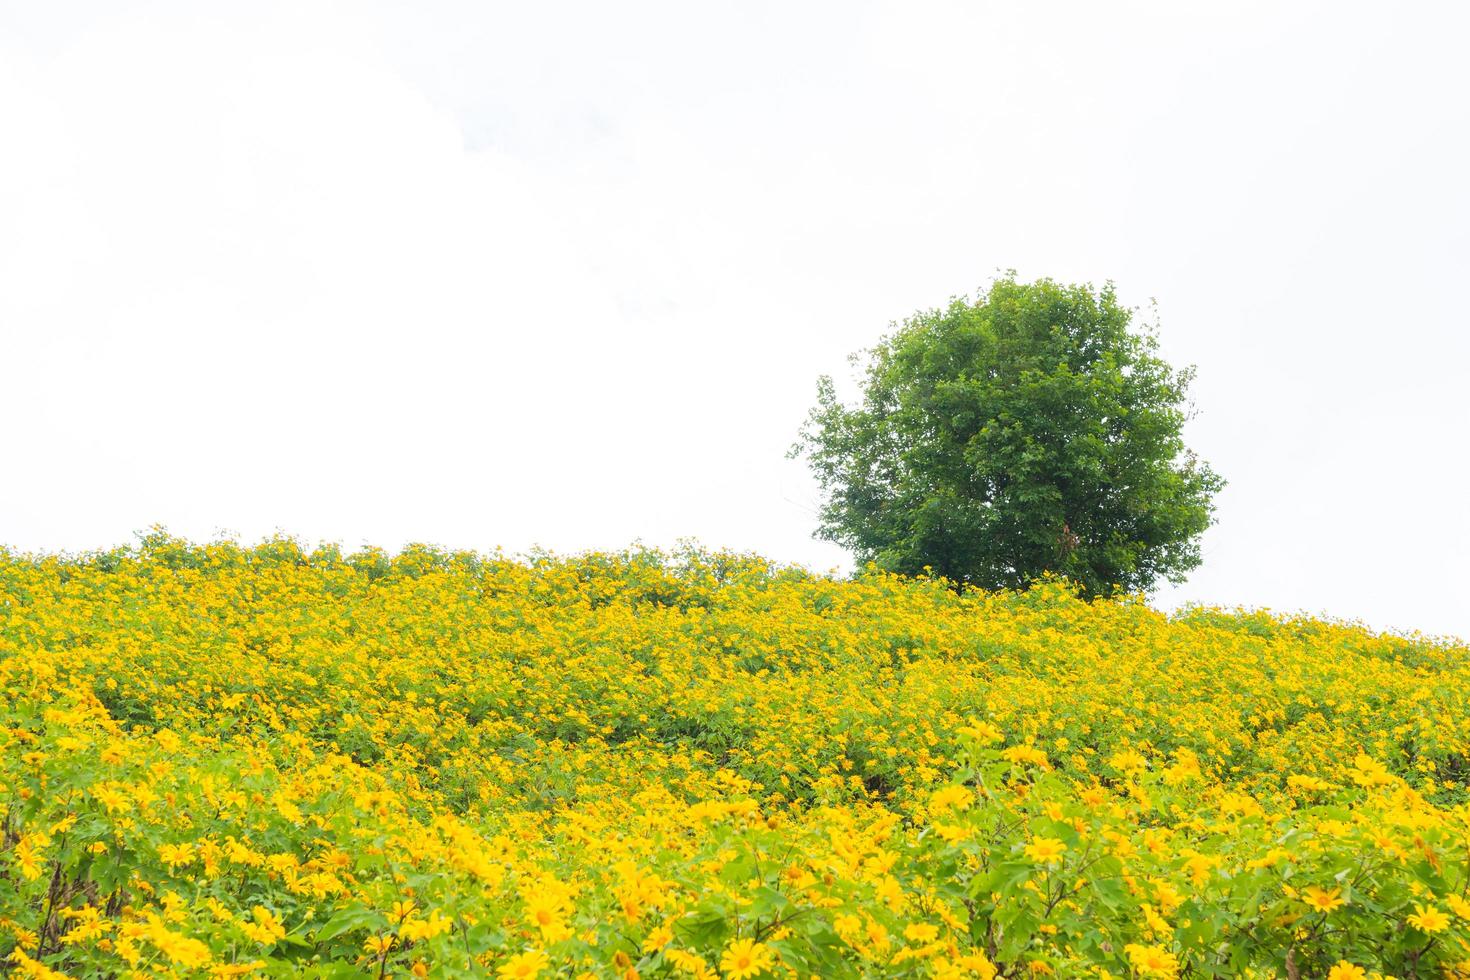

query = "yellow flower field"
[{"left": 2, "top": 533, "right": 1469, "bottom": 978}]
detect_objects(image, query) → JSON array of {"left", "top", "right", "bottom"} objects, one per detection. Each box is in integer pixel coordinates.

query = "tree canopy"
[{"left": 793, "top": 275, "right": 1223, "bottom": 596}]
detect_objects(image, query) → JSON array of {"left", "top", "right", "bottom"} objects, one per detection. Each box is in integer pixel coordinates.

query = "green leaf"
[{"left": 312, "top": 906, "right": 386, "bottom": 944}]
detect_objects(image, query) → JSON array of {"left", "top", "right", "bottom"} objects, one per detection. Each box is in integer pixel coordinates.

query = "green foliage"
[
  {"left": 794, "top": 274, "right": 1224, "bottom": 596},
  {"left": 3, "top": 540, "right": 1469, "bottom": 976}
]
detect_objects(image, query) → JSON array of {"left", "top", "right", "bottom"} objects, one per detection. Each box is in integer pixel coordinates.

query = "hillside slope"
[{"left": 2, "top": 536, "right": 1468, "bottom": 977}]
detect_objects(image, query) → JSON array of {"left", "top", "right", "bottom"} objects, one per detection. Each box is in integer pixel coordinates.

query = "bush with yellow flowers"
[{"left": 2, "top": 532, "right": 1468, "bottom": 978}]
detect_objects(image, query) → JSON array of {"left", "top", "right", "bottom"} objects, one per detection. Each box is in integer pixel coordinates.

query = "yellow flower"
[
  {"left": 1002, "top": 745, "right": 1049, "bottom": 768},
  {"left": 1023, "top": 837, "right": 1067, "bottom": 865},
  {"left": 148, "top": 926, "right": 211, "bottom": 968},
  {"left": 7, "top": 948, "right": 74, "bottom": 980},
  {"left": 874, "top": 876, "right": 906, "bottom": 912},
  {"left": 1287, "top": 774, "right": 1332, "bottom": 793},
  {"left": 525, "top": 894, "right": 571, "bottom": 942},
  {"left": 957, "top": 952, "right": 998, "bottom": 980},
  {"left": 363, "top": 935, "right": 394, "bottom": 956},
  {"left": 862, "top": 916, "right": 891, "bottom": 952},
  {"left": 1407, "top": 904, "right": 1450, "bottom": 933},
  {"left": 58, "top": 906, "right": 111, "bottom": 946},
  {"left": 719, "top": 938, "right": 773, "bottom": 980},
  {"left": 928, "top": 785, "right": 973, "bottom": 815},
  {"left": 14, "top": 836, "right": 46, "bottom": 881},
  {"left": 91, "top": 785, "right": 130, "bottom": 813},
  {"left": 400, "top": 909, "right": 452, "bottom": 943},
  {"left": 935, "top": 823, "right": 973, "bottom": 843},
  {"left": 641, "top": 923, "right": 673, "bottom": 953},
  {"left": 11, "top": 536, "right": 1470, "bottom": 980},
  {"left": 665, "top": 949, "right": 714, "bottom": 976},
  {"left": 239, "top": 906, "right": 286, "bottom": 945},
  {"left": 957, "top": 721, "right": 1003, "bottom": 743},
  {"left": 903, "top": 922, "right": 939, "bottom": 944},
  {"left": 1109, "top": 750, "right": 1149, "bottom": 774},
  {"left": 157, "top": 842, "right": 195, "bottom": 869},
  {"left": 1124, "top": 943, "right": 1179, "bottom": 979},
  {"left": 498, "top": 950, "right": 550, "bottom": 979},
  {"left": 1302, "top": 886, "right": 1344, "bottom": 913}
]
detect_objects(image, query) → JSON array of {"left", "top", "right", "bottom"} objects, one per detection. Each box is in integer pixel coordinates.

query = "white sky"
[{"left": 2, "top": 1, "right": 1467, "bottom": 639}]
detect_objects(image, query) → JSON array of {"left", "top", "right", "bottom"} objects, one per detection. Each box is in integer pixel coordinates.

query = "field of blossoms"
[{"left": 3, "top": 534, "right": 1469, "bottom": 979}]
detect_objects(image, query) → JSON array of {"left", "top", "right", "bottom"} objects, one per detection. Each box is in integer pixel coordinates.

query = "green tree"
[{"left": 793, "top": 275, "right": 1223, "bottom": 596}]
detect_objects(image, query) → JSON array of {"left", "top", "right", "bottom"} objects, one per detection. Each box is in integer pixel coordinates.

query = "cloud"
[{"left": 1, "top": 3, "right": 674, "bottom": 555}]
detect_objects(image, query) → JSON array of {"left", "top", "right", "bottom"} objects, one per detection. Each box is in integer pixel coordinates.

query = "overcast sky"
[{"left": 3, "top": 1, "right": 1467, "bottom": 638}]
